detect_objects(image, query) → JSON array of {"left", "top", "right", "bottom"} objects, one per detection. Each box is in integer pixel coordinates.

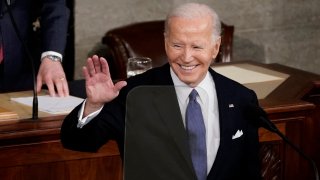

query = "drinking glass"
[{"left": 127, "top": 57, "right": 152, "bottom": 77}]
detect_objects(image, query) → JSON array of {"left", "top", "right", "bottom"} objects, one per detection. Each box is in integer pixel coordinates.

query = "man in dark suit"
[
  {"left": 0, "top": 0, "right": 69, "bottom": 96},
  {"left": 61, "top": 3, "right": 261, "bottom": 179}
]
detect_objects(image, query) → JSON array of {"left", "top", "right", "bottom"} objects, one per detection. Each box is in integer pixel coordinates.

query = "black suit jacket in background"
[
  {"left": 0, "top": 0, "right": 69, "bottom": 92},
  {"left": 61, "top": 63, "right": 261, "bottom": 180}
]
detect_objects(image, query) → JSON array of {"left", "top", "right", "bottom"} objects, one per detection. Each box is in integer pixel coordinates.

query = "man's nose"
[{"left": 181, "top": 48, "right": 194, "bottom": 63}]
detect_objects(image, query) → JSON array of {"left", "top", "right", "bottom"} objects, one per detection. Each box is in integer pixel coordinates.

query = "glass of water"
[{"left": 127, "top": 57, "right": 152, "bottom": 78}]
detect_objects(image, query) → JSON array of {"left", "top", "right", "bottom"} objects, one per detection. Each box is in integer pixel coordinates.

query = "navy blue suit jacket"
[
  {"left": 0, "top": 0, "right": 69, "bottom": 92},
  {"left": 61, "top": 64, "right": 261, "bottom": 179}
]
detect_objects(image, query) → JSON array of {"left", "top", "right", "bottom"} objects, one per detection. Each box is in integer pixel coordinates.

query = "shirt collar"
[{"left": 170, "top": 67, "right": 212, "bottom": 104}]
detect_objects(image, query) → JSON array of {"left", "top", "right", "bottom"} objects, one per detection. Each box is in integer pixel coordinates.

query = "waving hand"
[{"left": 83, "top": 55, "right": 127, "bottom": 115}]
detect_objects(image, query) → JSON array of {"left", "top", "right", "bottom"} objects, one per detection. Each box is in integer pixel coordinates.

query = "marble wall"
[{"left": 74, "top": 0, "right": 320, "bottom": 79}]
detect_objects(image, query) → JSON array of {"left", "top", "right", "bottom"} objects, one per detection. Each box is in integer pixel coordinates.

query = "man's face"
[{"left": 165, "top": 16, "right": 221, "bottom": 87}]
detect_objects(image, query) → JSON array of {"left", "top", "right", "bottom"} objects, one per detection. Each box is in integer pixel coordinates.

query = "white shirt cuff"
[
  {"left": 77, "top": 99, "right": 104, "bottom": 128},
  {"left": 41, "top": 51, "right": 63, "bottom": 61}
]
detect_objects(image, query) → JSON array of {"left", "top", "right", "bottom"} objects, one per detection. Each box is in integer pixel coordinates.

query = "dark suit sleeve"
[
  {"left": 60, "top": 104, "right": 101, "bottom": 152},
  {"left": 40, "top": 0, "right": 70, "bottom": 54},
  {"left": 60, "top": 98, "right": 126, "bottom": 154}
]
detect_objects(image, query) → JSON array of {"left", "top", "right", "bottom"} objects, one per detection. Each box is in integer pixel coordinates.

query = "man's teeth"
[{"left": 180, "top": 65, "right": 196, "bottom": 70}]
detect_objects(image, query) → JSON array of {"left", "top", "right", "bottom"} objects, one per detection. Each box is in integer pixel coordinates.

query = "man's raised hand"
[{"left": 83, "top": 55, "right": 127, "bottom": 115}]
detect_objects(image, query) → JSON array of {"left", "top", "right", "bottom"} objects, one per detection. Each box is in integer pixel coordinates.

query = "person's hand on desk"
[
  {"left": 82, "top": 55, "right": 127, "bottom": 116},
  {"left": 37, "top": 57, "right": 69, "bottom": 97}
]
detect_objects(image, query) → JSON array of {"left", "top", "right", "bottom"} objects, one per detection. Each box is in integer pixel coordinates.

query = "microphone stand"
[
  {"left": 4, "top": 0, "right": 38, "bottom": 119},
  {"left": 259, "top": 112, "right": 319, "bottom": 180}
]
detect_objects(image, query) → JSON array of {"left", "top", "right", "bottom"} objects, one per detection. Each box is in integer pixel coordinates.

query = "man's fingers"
[
  {"left": 83, "top": 66, "right": 90, "bottom": 79},
  {"left": 46, "top": 80, "right": 56, "bottom": 97},
  {"left": 93, "top": 56, "right": 102, "bottom": 73},
  {"left": 100, "top": 57, "right": 110, "bottom": 76},
  {"left": 54, "top": 77, "right": 69, "bottom": 97},
  {"left": 114, "top": 81, "right": 127, "bottom": 92},
  {"left": 61, "top": 77, "right": 70, "bottom": 96},
  {"left": 36, "top": 76, "right": 43, "bottom": 93},
  {"left": 55, "top": 79, "right": 64, "bottom": 97},
  {"left": 87, "top": 57, "right": 96, "bottom": 76},
  {"left": 63, "top": 81, "right": 70, "bottom": 96}
]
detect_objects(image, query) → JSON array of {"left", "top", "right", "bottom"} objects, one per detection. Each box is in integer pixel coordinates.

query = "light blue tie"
[{"left": 186, "top": 89, "right": 207, "bottom": 180}]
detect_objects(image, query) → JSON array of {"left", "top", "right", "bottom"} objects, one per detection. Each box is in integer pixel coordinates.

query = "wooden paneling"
[{"left": 0, "top": 120, "right": 122, "bottom": 180}]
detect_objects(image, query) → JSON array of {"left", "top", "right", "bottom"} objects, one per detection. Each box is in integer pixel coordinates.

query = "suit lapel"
[{"left": 207, "top": 68, "right": 235, "bottom": 178}]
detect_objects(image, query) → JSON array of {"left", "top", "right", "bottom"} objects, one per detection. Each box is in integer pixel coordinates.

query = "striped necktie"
[{"left": 186, "top": 89, "right": 207, "bottom": 180}]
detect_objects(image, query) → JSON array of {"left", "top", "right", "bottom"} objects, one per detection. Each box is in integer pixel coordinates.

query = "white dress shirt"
[{"left": 170, "top": 68, "right": 220, "bottom": 174}]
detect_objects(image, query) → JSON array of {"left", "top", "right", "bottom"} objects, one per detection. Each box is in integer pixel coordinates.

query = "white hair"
[{"left": 164, "top": 3, "right": 221, "bottom": 41}]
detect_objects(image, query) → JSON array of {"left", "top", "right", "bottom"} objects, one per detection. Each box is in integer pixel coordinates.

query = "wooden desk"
[
  {"left": 226, "top": 61, "right": 320, "bottom": 180},
  {"left": 0, "top": 62, "right": 319, "bottom": 180},
  {"left": 0, "top": 92, "right": 122, "bottom": 180}
]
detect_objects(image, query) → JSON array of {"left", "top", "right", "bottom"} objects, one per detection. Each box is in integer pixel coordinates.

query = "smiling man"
[
  {"left": 164, "top": 7, "right": 221, "bottom": 88},
  {"left": 61, "top": 3, "right": 262, "bottom": 180}
]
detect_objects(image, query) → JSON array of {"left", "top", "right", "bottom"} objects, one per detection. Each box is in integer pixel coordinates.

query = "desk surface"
[
  {"left": 0, "top": 91, "right": 67, "bottom": 146},
  {"left": 212, "top": 62, "right": 290, "bottom": 99},
  {"left": 0, "top": 91, "right": 62, "bottom": 120},
  {"left": 214, "top": 61, "right": 319, "bottom": 109}
]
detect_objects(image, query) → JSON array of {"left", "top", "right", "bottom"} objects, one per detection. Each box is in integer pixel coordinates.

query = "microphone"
[
  {"left": 4, "top": 0, "right": 38, "bottom": 119},
  {"left": 247, "top": 103, "right": 319, "bottom": 180},
  {"left": 247, "top": 103, "right": 278, "bottom": 133}
]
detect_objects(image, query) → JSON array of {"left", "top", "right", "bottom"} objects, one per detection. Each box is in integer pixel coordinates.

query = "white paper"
[
  {"left": 212, "top": 65, "right": 284, "bottom": 84},
  {"left": 11, "top": 95, "right": 84, "bottom": 114}
]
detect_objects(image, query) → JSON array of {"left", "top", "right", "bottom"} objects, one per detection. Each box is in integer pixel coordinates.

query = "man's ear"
[
  {"left": 164, "top": 32, "right": 168, "bottom": 53},
  {"left": 163, "top": 32, "right": 169, "bottom": 42},
  {"left": 212, "top": 37, "right": 221, "bottom": 59}
]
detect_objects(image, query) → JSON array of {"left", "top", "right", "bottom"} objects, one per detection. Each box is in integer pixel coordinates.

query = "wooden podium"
[
  {"left": 230, "top": 61, "right": 320, "bottom": 180},
  {"left": 0, "top": 61, "right": 319, "bottom": 180},
  {"left": 0, "top": 92, "right": 122, "bottom": 180}
]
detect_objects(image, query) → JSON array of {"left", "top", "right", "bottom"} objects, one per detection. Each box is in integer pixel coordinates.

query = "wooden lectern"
[{"left": 0, "top": 61, "right": 319, "bottom": 180}]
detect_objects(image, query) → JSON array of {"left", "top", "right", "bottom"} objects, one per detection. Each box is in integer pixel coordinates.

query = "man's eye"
[
  {"left": 173, "top": 44, "right": 181, "bottom": 48},
  {"left": 193, "top": 46, "right": 203, "bottom": 49}
]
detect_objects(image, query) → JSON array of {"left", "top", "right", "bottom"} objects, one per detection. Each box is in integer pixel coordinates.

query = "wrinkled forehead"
[
  {"left": 169, "top": 16, "right": 212, "bottom": 29},
  {"left": 165, "top": 16, "right": 214, "bottom": 40}
]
